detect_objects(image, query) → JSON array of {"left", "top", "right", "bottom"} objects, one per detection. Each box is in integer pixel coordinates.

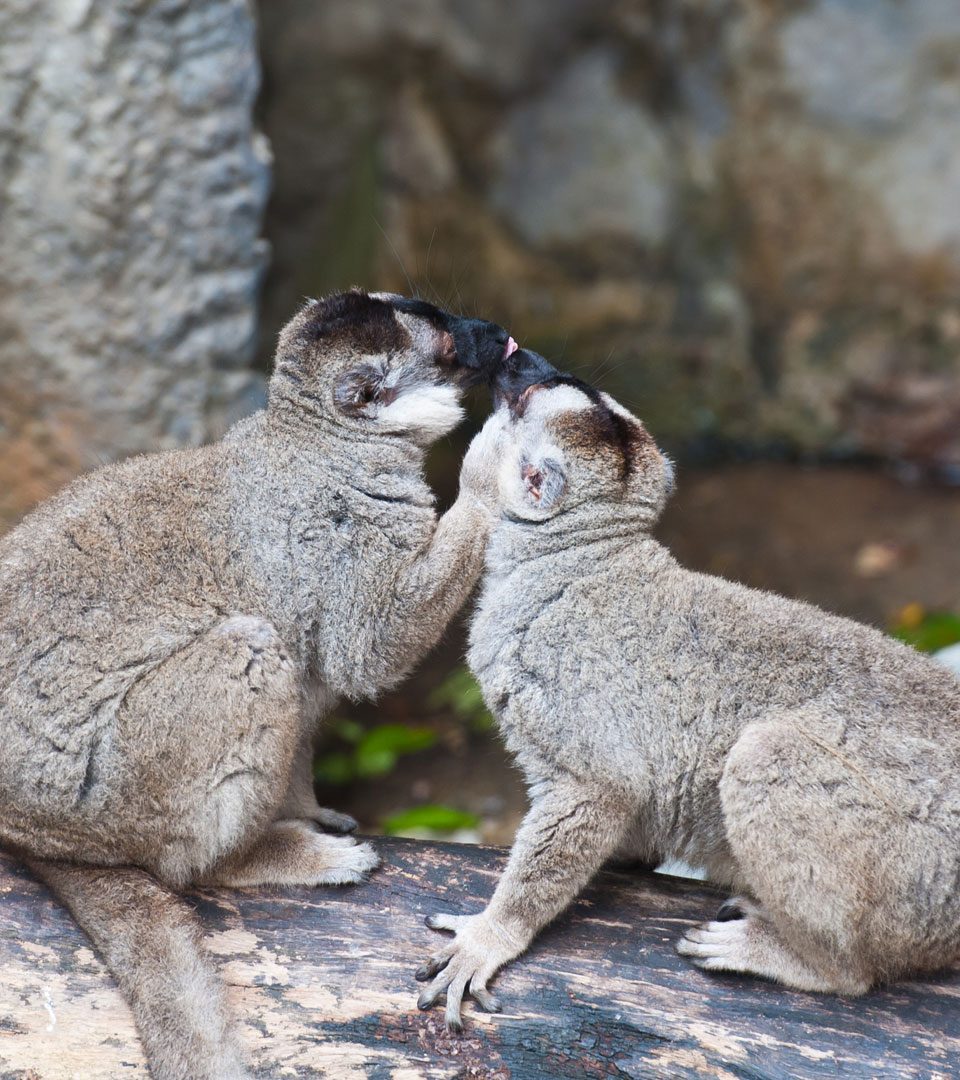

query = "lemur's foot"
[
  {"left": 203, "top": 821, "right": 378, "bottom": 888},
  {"left": 677, "top": 907, "right": 868, "bottom": 994},
  {"left": 415, "top": 911, "right": 524, "bottom": 1031},
  {"left": 313, "top": 807, "right": 359, "bottom": 834},
  {"left": 307, "top": 832, "right": 380, "bottom": 885}
]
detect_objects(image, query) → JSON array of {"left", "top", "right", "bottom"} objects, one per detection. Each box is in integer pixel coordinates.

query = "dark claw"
[
  {"left": 446, "top": 1017, "right": 463, "bottom": 1034},
  {"left": 416, "top": 954, "right": 449, "bottom": 981},
  {"left": 716, "top": 899, "right": 746, "bottom": 922},
  {"left": 417, "top": 988, "right": 442, "bottom": 1011},
  {"left": 313, "top": 809, "right": 359, "bottom": 834},
  {"left": 475, "top": 991, "right": 502, "bottom": 1013}
]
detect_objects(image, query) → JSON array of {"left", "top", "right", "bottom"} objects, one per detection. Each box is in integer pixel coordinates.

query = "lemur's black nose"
[
  {"left": 444, "top": 316, "right": 511, "bottom": 383},
  {"left": 492, "top": 348, "right": 562, "bottom": 406}
]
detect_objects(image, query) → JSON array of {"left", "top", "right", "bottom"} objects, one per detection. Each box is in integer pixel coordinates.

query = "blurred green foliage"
[
  {"left": 382, "top": 804, "right": 480, "bottom": 836},
  {"left": 890, "top": 604, "right": 960, "bottom": 653},
  {"left": 312, "top": 665, "right": 494, "bottom": 832},
  {"left": 428, "top": 665, "right": 494, "bottom": 731},
  {"left": 314, "top": 719, "right": 437, "bottom": 785}
]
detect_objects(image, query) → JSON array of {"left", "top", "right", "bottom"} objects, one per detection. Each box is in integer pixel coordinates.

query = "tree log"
[{"left": 1, "top": 838, "right": 958, "bottom": 1078}]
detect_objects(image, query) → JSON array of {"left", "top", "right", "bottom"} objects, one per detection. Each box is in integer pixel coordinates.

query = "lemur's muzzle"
[
  {"left": 492, "top": 347, "right": 563, "bottom": 409},
  {"left": 444, "top": 315, "right": 517, "bottom": 386}
]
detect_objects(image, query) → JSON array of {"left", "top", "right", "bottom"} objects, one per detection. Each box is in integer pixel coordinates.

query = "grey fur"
[
  {"left": 417, "top": 382, "right": 960, "bottom": 1028},
  {"left": 0, "top": 290, "right": 505, "bottom": 1078}
]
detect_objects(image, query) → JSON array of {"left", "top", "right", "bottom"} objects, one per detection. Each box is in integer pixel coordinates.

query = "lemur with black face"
[
  {"left": 0, "top": 291, "right": 548, "bottom": 1079},
  {"left": 417, "top": 353, "right": 960, "bottom": 1029}
]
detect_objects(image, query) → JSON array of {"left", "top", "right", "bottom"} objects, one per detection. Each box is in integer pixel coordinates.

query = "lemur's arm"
[
  {"left": 379, "top": 416, "right": 502, "bottom": 656},
  {"left": 315, "top": 422, "right": 502, "bottom": 700},
  {"left": 393, "top": 494, "right": 491, "bottom": 624},
  {"left": 415, "top": 772, "right": 635, "bottom": 1030}
]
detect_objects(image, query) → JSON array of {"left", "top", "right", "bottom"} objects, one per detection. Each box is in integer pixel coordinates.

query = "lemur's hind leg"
[
  {"left": 678, "top": 713, "right": 890, "bottom": 995},
  {"left": 115, "top": 615, "right": 375, "bottom": 888}
]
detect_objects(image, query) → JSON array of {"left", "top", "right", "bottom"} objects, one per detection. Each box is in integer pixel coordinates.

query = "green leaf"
[
  {"left": 354, "top": 747, "right": 397, "bottom": 777},
  {"left": 333, "top": 718, "right": 364, "bottom": 744},
  {"left": 357, "top": 724, "right": 437, "bottom": 757},
  {"left": 382, "top": 804, "right": 481, "bottom": 836},
  {"left": 313, "top": 752, "right": 355, "bottom": 785},
  {"left": 891, "top": 610, "right": 960, "bottom": 653},
  {"left": 353, "top": 724, "right": 437, "bottom": 777}
]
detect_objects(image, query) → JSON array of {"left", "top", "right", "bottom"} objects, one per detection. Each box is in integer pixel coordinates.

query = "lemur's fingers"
[
  {"left": 416, "top": 964, "right": 456, "bottom": 1011},
  {"left": 414, "top": 944, "right": 455, "bottom": 982},
  {"left": 470, "top": 981, "right": 502, "bottom": 1013},
  {"left": 418, "top": 912, "right": 511, "bottom": 1025},
  {"left": 424, "top": 912, "right": 469, "bottom": 933},
  {"left": 676, "top": 922, "right": 737, "bottom": 959},
  {"left": 444, "top": 970, "right": 471, "bottom": 1032}
]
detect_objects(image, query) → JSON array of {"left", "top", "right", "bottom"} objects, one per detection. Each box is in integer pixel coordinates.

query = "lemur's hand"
[
  {"left": 414, "top": 909, "right": 526, "bottom": 1031},
  {"left": 459, "top": 413, "right": 506, "bottom": 515}
]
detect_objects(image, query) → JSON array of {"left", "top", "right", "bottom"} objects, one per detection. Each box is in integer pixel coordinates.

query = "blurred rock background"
[
  {"left": 258, "top": 0, "right": 960, "bottom": 472},
  {"left": 3, "top": 0, "right": 960, "bottom": 841}
]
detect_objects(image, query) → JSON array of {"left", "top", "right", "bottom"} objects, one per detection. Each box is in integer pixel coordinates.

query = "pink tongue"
[{"left": 504, "top": 336, "right": 519, "bottom": 359}]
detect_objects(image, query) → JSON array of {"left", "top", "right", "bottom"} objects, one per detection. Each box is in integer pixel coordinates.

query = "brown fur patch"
[
  {"left": 301, "top": 290, "right": 408, "bottom": 356},
  {"left": 553, "top": 407, "right": 652, "bottom": 482}
]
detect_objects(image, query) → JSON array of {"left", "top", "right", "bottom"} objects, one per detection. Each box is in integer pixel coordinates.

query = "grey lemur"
[
  {"left": 416, "top": 355, "right": 960, "bottom": 1029},
  {"left": 0, "top": 290, "right": 546, "bottom": 1079}
]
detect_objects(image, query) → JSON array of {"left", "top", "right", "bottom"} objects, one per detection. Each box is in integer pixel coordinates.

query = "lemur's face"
[
  {"left": 271, "top": 290, "right": 524, "bottom": 446},
  {"left": 489, "top": 352, "right": 675, "bottom": 524}
]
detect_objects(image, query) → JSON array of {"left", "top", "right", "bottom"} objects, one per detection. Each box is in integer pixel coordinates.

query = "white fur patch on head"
[
  {"left": 527, "top": 384, "right": 594, "bottom": 422},
  {"left": 599, "top": 391, "right": 641, "bottom": 425},
  {"left": 394, "top": 310, "right": 439, "bottom": 354},
  {"left": 379, "top": 383, "right": 465, "bottom": 442}
]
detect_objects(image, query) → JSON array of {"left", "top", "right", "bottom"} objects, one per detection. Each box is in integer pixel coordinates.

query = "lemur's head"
[
  {"left": 489, "top": 351, "right": 675, "bottom": 526},
  {"left": 270, "top": 289, "right": 532, "bottom": 446}
]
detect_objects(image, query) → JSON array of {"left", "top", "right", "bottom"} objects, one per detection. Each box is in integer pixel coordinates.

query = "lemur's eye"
[{"left": 333, "top": 363, "right": 385, "bottom": 416}]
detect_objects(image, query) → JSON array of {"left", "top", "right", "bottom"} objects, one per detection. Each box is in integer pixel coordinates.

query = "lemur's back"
[
  {"left": 475, "top": 530, "right": 960, "bottom": 738},
  {"left": 0, "top": 443, "right": 240, "bottom": 850}
]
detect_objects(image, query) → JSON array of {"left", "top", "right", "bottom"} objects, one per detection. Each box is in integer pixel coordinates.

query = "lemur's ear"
[
  {"left": 333, "top": 363, "right": 397, "bottom": 416},
  {"left": 521, "top": 456, "right": 566, "bottom": 510}
]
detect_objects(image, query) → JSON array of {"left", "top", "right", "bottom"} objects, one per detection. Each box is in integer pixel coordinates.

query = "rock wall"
[
  {"left": 259, "top": 0, "right": 960, "bottom": 471},
  {"left": 0, "top": 0, "right": 269, "bottom": 530}
]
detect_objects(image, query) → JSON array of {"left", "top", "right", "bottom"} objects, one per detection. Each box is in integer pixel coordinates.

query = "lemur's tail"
[{"left": 28, "top": 858, "right": 249, "bottom": 1080}]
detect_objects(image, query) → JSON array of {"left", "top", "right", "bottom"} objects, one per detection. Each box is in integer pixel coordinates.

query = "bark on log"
[{"left": 1, "top": 838, "right": 958, "bottom": 1079}]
